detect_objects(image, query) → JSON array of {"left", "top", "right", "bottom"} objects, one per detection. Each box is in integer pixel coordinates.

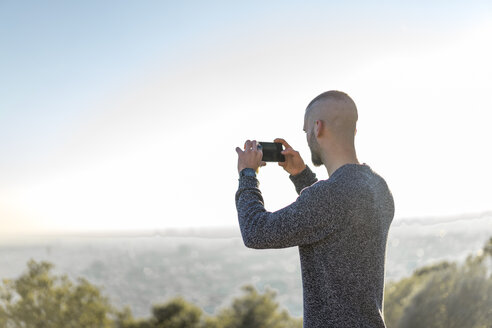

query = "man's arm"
[
  {"left": 289, "top": 165, "right": 318, "bottom": 195},
  {"left": 235, "top": 174, "right": 344, "bottom": 249},
  {"left": 273, "top": 138, "right": 317, "bottom": 194}
]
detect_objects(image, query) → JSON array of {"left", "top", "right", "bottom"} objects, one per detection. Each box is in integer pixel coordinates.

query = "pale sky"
[{"left": 1, "top": 1, "right": 492, "bottom": 235}]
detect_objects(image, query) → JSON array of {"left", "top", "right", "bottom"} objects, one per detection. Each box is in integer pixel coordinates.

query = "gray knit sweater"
[{"left": 235, "top": 164, "right": 394, "bottom": 327}]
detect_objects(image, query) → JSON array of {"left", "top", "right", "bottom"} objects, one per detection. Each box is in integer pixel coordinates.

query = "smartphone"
[{"left": 258, "top": 142, "right": 285, "bottom": 162}]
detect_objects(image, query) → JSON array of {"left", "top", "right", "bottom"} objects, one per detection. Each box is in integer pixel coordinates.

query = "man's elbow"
[
  {"left": 242, "top": 235, "right": 256, "bottom": 249},
  {"left": 242, "top": 234, "right": 264, "bottom": 249}
]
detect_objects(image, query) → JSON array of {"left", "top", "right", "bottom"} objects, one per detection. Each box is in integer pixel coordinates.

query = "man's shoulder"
[
  {"left": 326, "top": 164, "right": 391, "bottom": 195},
  {"left": 298, "top": 176, "right": 342, "bottom": 199},
  {"left": 301, "top": 164, "right": 390, "bottom": 193},
  {"left": 334, "top": 164, "right": 386, "bottom": 182}
]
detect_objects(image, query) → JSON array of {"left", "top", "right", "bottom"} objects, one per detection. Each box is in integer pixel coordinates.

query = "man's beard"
[
  {"left": 310, "top": 145, "right": 324, "bottom": 167},
  {"left": 308, "top": 131, "right": 324, "bottom": 167}
]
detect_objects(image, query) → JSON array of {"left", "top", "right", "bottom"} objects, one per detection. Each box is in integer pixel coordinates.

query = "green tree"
[
  {"left": 151, "top": 297, "right": 204, "bottom": 328},
  {"left": 214, "top": 285, "right": 302, "bottom": 328},
  {"left": 0, "top": 259, "right": 115, "bottom": 328},
  {"left": 384, "top": 236, "right": 492, "bottom": 328},
  {"left": 118, "top": 285, "right": 302, "bottom": 328},
  {"left": 116, "top": 297, "right": 210, "bottom": 328},
  {"left": 114, "top": 306, "right": 153, "bottom": 328}
]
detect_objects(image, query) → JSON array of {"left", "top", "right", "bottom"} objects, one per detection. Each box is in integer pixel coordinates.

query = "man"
[{"left": 234, "top": 90, "right": 394, "bottom": 328}]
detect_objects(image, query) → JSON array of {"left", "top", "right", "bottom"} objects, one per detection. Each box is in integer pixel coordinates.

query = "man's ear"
[{"left": 315, "top": 120, "right": 323, "bottom": 137}]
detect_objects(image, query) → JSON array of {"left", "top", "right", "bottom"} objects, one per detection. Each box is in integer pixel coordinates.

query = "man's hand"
[
  {"left": 235, "top": 140, "right": 267, "bottom": 174},
  {"left": 274, "top": 138, "right": 306, "bottom": 176}
]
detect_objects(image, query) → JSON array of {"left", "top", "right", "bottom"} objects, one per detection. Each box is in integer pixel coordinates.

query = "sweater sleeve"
[
  {"left": 235, "top": 174, "right": 343, "bottom": 249},
  {"left": 289, "top": 165, "right": 318, "bottom": 195}
]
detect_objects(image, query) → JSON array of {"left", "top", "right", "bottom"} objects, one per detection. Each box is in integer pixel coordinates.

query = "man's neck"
[{"left": 323, "top": 153, "right": 359, "bottom": 176}]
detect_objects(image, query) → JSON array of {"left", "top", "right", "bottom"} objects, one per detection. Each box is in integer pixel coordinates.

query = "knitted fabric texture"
[{"left": 235, "top": 164, "right": 394, "bottom": 328}]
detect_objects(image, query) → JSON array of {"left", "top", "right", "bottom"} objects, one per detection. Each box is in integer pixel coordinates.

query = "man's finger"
[
  {"left": 244, "top": 140, "right": 252, "bottom": 150},
  {"left": 236, "top": 147, "right": 243, "bottom": 154},
  {"left": 260, "top": 161, "right": 267, "bottom": 167},
  {"left": 281, "top": 148, "right": 298, "bottom": 156},
  {"left": 274, "top": 138, "right": 292, "bottom": 149},
  {"left": 252, "top": 140, "right": 257, "bottom": 150}
]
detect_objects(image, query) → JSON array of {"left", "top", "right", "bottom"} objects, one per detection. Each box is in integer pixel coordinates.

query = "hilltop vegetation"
[
  {"left": 0, "top": 260, "right": 301, "bottom": 328},
  {"left": 1, "top": 237, "right": 490, "bottom": 327},
  {"left": 384, "top": 236, "right": 492, "bottom": 327}
]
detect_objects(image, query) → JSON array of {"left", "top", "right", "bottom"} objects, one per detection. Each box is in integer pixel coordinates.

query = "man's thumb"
[{"left": 235, "top": 147, "right": 242, "bottom": 154}]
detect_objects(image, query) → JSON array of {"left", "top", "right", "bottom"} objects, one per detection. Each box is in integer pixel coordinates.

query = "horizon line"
[{"left": 1, "top": 210, "right": 490, "bottom": 240}]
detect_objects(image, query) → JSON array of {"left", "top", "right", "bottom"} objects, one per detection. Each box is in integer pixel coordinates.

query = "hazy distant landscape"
[{"left": 1, "top": 212, "right": 491, "bottom": 319}]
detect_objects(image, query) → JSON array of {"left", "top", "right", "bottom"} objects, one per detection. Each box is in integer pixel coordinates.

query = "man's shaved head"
[
  {"left": 306, "top": 90, "right": 357, "bottom": 111},
  {"left": 304, "top": 90, "right": 358, "bottom": 140},
  {"left": 304, "top": 90, "right": 358, "bottom": 167}
]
